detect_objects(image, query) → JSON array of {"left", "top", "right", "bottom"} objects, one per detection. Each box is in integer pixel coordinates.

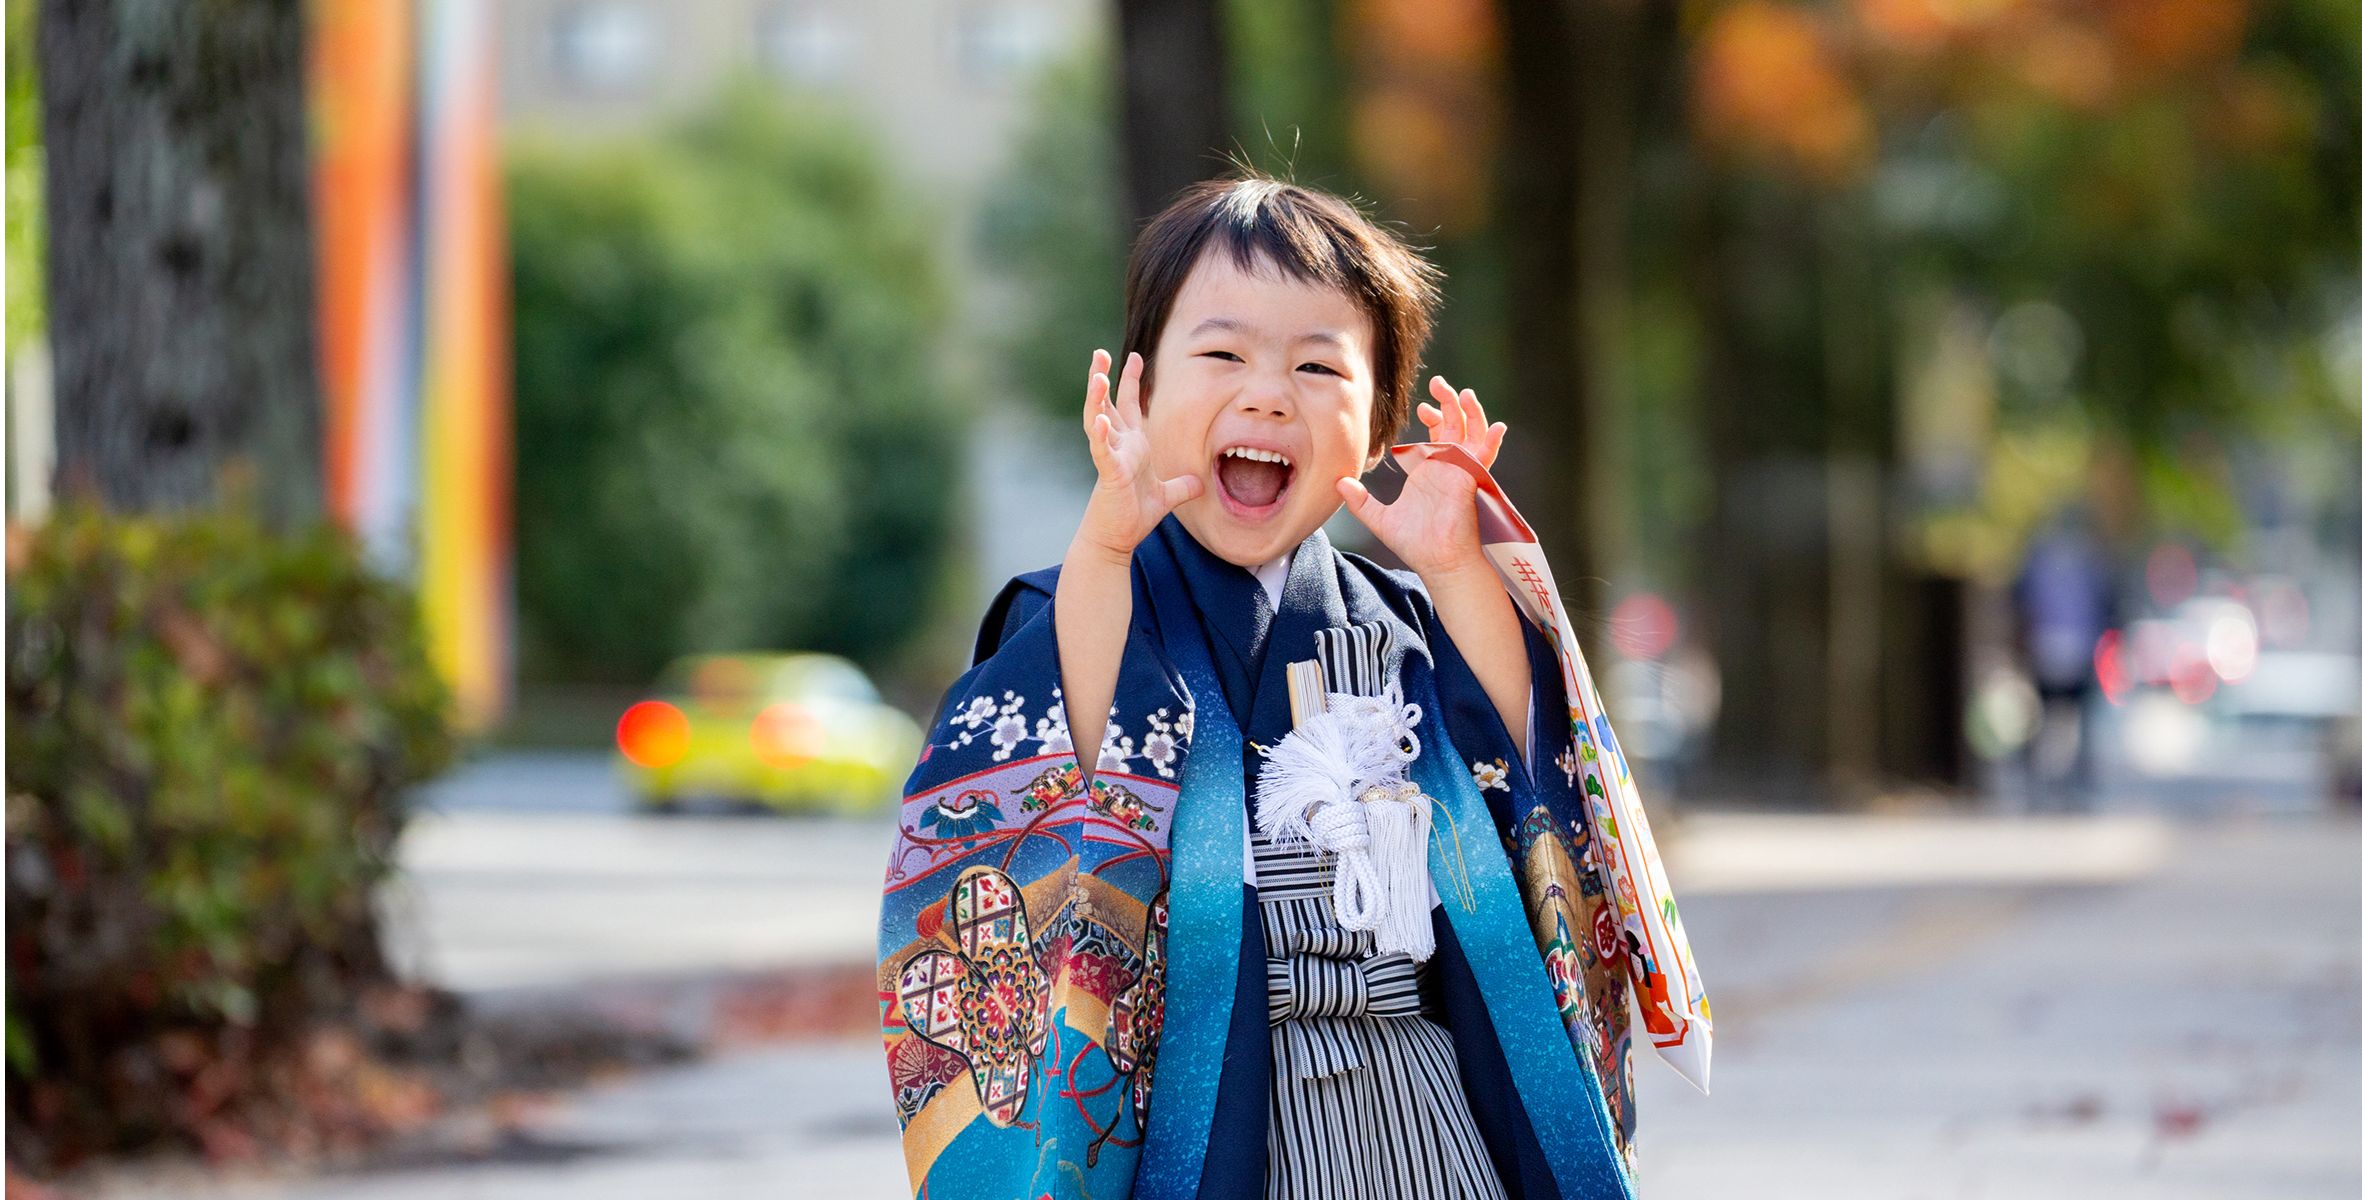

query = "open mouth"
[{"left": 1214, "top": 445, "right": 1294, "bottom": 519}]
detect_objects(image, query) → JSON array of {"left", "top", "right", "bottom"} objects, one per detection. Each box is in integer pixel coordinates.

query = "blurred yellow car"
[{"left": 615, "top": 652, "right": 920, "bottom": 814}]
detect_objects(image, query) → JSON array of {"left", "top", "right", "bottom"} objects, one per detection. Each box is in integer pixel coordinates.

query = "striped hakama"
[{"left": 1255, "top": 830, "right": 1507, "bottom": 1200}]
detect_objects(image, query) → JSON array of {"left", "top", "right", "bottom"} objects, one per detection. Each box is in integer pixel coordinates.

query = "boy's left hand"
[{"left": 1337, "top": 375, "right": 1507, "bottom": 580}]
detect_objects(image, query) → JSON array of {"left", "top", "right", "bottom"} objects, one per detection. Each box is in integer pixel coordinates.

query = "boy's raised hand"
[
  {"left": 1076, "top": 349, "right": 1203, "bottom": 561},
  {"left": 1337, "top": 375, "right": 1506, "bottom": 580},
  {"left": 1411, "top": 374, "right": 1507, "bottom": 470}
]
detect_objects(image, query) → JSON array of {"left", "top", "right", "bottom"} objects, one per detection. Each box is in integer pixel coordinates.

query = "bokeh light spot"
[{"left": 618, "top": 700, "right": 692, "bottom": 768}]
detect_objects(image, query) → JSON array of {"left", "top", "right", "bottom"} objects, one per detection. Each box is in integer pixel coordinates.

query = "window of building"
[
  {"left": 549, "top": 2, "right": 656, "bottom": 93},
  {"left": 956, "top": 4, "right": 1054, "bottom": 87},
  {"left": 758, "top": 5, "right": 855, "bottom": 85}
]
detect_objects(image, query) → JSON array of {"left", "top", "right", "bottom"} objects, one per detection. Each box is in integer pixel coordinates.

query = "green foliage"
[
  {"left": 507, "top": 84, "right": 962, "bottom": 684},
  {"left": 5, "top": 504, "right": 453, "bottom": 1168},
  {"left": 5, "top": 0, "right": 41, "bottom": 350},
  {"left": 1227, "top": 0, "right": 1358, "bottom": 190},
  {"left": 1881, "top": 0, "right": 2362, "bottom": 518}
]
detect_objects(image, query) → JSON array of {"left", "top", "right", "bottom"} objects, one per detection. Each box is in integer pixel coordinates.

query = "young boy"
[{"left": 880, "top": 176, "right": 1671, "bottom": 1199}]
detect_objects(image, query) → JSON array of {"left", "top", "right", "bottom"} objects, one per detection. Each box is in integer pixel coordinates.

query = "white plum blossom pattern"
[
  {"left": 990, "top": 711, "right": 1029, "bottom": 758},
  {"left": 1033, "top": 692, "right": 1073, "bottom": 756},
  {"left": 1555, "top": 745, "right": 1579, "bottom": 789},
  {"left": 949, "top": 691, "right": 1032, "bottom": 761},
  {"left": 1471, "top": 757, "right": 1510, "bottom": 792},
  {"left": 1091, "top": 703, "right": 1192, "bottom": 777},
  {"left": 1097, "top": 719, "right": 1137, "bottom": 775},
  {"left": 935, "top": 687, "right": 1188, "bottom": 774},
  {"left": 1140, "top": 709, "right": 1186, "bottom": 778},
  {"left": 948, "top": 692, "right": 1003, "bottom": 749},
  {"left": 1141, "top": 731, "right": 1178, "bottom": 775}
]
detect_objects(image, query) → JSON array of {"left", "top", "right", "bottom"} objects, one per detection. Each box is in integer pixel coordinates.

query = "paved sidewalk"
[
  {"left": 86, "top": 1042, "right": 905, "bottom": 1200},
  {"left": 1633, "top": 813, "right": 2362, "bottom": 1198},
  {"left": 381, "top": 807, "right": 896, "bottom": 993},
  {"left": 383, "top": 799, "right": 2176, "bottom": 994},
  {"left": 83, "top": 809, "right": 2362, "bottom": 1199}
]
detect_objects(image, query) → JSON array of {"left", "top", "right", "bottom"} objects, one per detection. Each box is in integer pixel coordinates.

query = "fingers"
[
  {"left": 1422, "top": 376, "right": 1507, "bottom": 467},
  {"left": 1458, "top": 386, "right": 1486, "bottom": 436},
  {"left": 1115, "top": 351, "right": 1146, "bottom": 427},
  {"left": 1335, "top": 476, "right": 1386, "bottom": 524},
  {"left": 1421, "top": 374, "right": 1457, "bottom": 437},
  {"left": 1157, "top": 473, "right": 1203, "bottom": 510},
  {"left": 1086, "top": 412, "right": 1117, "bottom": 475},
  {"left": 1087, "top": 373, "right": 1112, "bottom": 431},
  {"left": 1450, "top": 384, "right": 1505, "bottom": 467},
  {"left": 1430, "top": 376, "right": 1466, "bottom": 444},
  {"left": 1429, "top": 374, "right": 1457, "bottom": 408},
  {"left": 1084, "top": 348, "right": 1112, "bottom": 435}
]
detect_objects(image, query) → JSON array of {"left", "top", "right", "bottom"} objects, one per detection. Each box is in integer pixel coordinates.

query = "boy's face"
[{"left": 1143, "top": 252, "right": 1380, "bottom": 568}]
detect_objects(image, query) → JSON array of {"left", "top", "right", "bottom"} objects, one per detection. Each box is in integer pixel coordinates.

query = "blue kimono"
[{"left": 879, "top": 517, "right": 1638, "bottom": 1198}]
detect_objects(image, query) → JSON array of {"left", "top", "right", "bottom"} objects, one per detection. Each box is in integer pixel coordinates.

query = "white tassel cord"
[
  {"left": 1254, "top": 684, "right": 1435, "bottom": 961},
  {"left": 1358, "top": 780, "right": 1434, "bottom": 961}
]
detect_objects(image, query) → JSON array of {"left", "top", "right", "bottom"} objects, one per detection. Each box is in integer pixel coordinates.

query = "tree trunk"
[
  {"left": 38, "top": 0, "right": 321, "bottom": 526},
  {"left": 1113, "top": 0, "right": 1233, "bottom": 230},
  {"left": 1818, "top": 193, "right": 1886, "bottom": 803},
  {"left": 1491, "top": 0, "right": 1591, "bottom": 618},
  {"left": 1491, "top": 0, "right": 1649, "bottom": 630},
  {"left": 1689, "top": 175, "right": 1835, "bottom": 805}
]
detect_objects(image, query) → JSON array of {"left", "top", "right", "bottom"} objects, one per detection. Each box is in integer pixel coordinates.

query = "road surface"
[{"left": 81, "top": 751, "right": 2362, "bottom": 1199}]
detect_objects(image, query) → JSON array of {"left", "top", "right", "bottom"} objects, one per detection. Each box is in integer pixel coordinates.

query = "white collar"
[{"left": 1250, "top": 547, "right": 1293, "bottom": 608}]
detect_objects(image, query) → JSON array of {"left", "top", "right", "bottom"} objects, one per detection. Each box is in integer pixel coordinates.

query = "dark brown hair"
[{"left": 1118, "top": 174, "right": 1443, "bottom": 458}]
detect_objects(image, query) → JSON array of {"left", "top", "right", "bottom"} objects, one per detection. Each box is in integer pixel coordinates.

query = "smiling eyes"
[{"left": 1198, "top": 349, "right": 1342, "bottom": 377}]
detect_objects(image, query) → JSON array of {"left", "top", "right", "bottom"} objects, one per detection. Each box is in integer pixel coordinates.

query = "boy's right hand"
[{"left": 1075, "top": 349, "right": 1202, "bottom": 562}]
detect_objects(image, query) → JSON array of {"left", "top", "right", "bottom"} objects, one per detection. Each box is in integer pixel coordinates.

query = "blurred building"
[{"left": 495, "top": 0, "right": 1092, "bottom": 201}]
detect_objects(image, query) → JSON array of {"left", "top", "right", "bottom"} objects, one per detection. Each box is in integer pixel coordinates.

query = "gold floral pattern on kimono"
[
  {"left": 894, "top": 865, "right": 1050, "bottom": 1125},
  {"left": 1105, "top": 889, "right": 1170, "bottom": 1128},
  {"left": 1516, "top": 805, "right": 1637, "bottom": 1168}
]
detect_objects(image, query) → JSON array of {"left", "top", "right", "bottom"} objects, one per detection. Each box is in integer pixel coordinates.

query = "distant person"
[
  {"left": 875, "top": 176, "right": 1700, "bottom": 1198},
  {"left": 2013, "top": 516, "right": 2116, "bottom": 809}
]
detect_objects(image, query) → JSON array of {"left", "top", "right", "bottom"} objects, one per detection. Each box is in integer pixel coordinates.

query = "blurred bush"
[
  {"left": 3, "top": 505, "right": 453, "bottom": 1170},
  {"left": 508, "top": 84, "right": 961, "bottom": 685}
]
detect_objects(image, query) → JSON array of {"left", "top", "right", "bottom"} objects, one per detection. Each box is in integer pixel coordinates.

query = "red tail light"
[
  {"left": 618, "top": 700, "right": 692, "bottom": 768},
  {"left": 2094, "top": 629, "right": 2127, "bottom": 705},
  {"left": 752, "top": 702, "right": 823, "bottom": 767}
]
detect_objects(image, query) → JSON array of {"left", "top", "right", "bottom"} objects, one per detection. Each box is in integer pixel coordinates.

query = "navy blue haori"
[{"left": 879, "top": 517, "right": 1639, "bottom": 1198}]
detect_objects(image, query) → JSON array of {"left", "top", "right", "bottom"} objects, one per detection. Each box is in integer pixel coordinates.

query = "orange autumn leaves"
[
  {"left": 1329, "top": 0, "right": 2298, "bottom": 213},
  {"left": 1693, "top": 0, "right": 2282, "bottom": 188},
  {"left": 1695, "top": 2, "right": 1875, "bottom": 185},
  {"left": 1345, "top": 0, "right": 1502, "bottom": 231}
]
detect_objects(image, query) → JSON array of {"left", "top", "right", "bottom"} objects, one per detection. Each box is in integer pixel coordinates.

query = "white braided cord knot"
[{"left": 1254, "top": 682, "right": 1438, "bottom": 961}]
